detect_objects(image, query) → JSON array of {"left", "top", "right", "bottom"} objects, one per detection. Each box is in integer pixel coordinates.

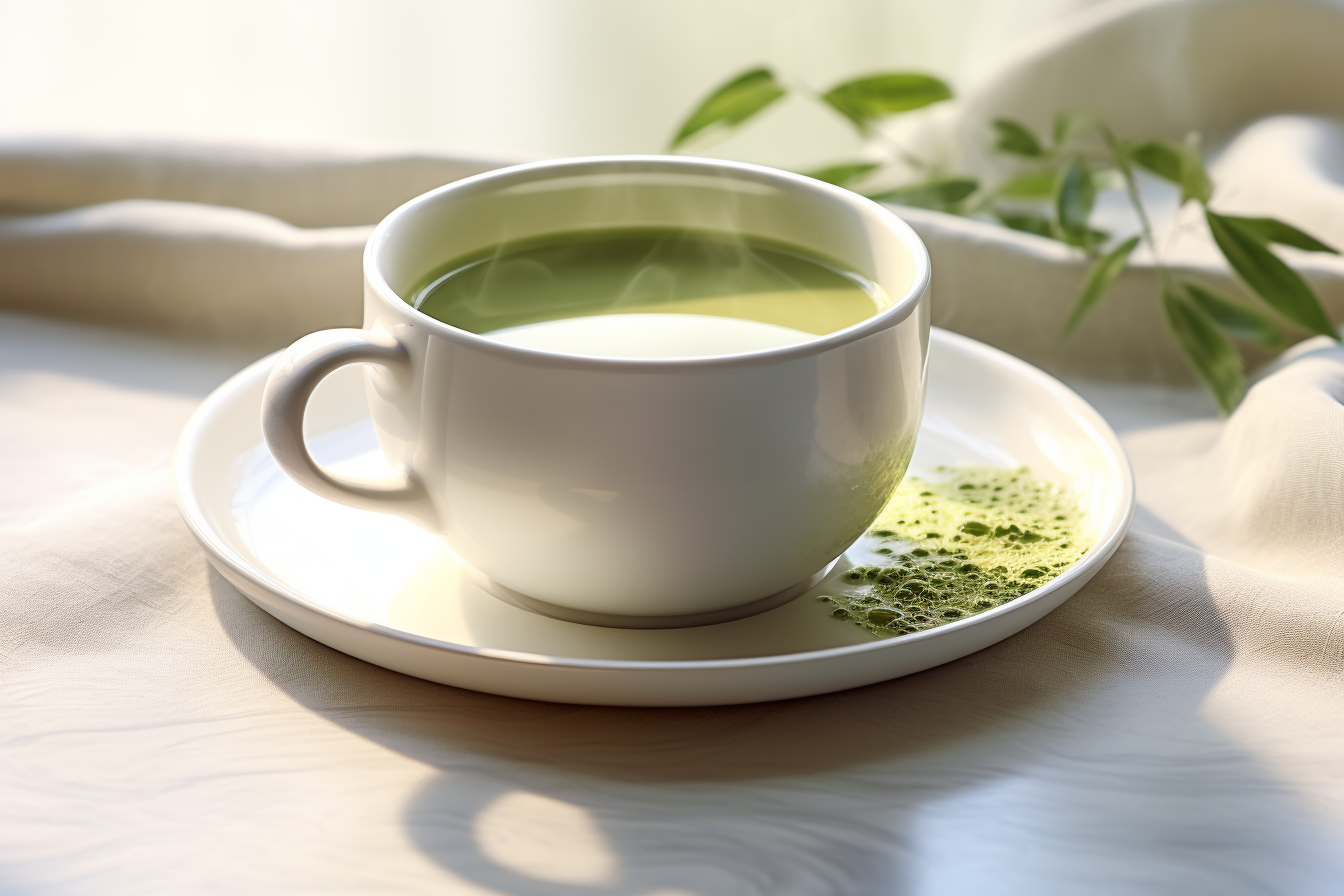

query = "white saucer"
[{"left": 176, "top": 329, "right": 1133, "bottom": 706}]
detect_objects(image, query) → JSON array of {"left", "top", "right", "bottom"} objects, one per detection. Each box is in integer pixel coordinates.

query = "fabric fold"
[
  {"left": 0, "top": 199, "right": 367, "bottom": 343},
  {"left": 1138, "top": 336, "right": 1344, "bottom": 581},
  {"left": 0, "top": 137, "right": 501, "bottom": 227},
  {"left": 4, "top": 129, "right": 1342, "bottom": 373}
]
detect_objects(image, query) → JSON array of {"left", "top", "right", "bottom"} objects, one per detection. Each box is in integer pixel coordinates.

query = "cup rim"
[{"left": 363, "top": 154, "right": 931, "bottom": 370}]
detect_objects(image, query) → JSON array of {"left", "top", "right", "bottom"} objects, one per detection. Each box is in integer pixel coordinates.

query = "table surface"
[{"left": 3, "top": 309, "right": 1342, "bottom": 896}]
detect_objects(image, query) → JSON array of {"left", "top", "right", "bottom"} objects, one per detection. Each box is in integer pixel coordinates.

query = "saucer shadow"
[
  {"left": 207, "top": 524, "right": 1339, "bottom": 894},
  {"left": 208, "top": 568, "right": 1113, "bottom": 784}
]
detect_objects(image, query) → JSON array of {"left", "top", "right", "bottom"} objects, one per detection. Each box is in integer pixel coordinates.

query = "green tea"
[
  {"left": 819, "top": 466, "right": 1092, "bottom": 637},
  {"left": 405, "top": 227, "right": 890, "bottom": 358}
]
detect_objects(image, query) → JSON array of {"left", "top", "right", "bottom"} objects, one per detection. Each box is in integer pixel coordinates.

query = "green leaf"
[
  {"left": 992, "top": 119, "right": 1043, "bottom": 157},
  {"left": 669, "top": 68, "right": 786, "bottom": 149},
  {"left": 1078, "top": 228, "right": 1111, "bottom": 249},
  {"left": 1129, "top": 139, "right": 1211, "bottom": 204},
  {"left": 1180, "top": 140, "right": 1213, "bottom": 205},
  {"left": 997, "top": 170, "right": 1056, "bottom": 198},
  {"left": 1214, "top": 216, "right": 1339, "bottom": 254},
  {"left": 1206, "top": 211, "right": 1337, "bottom": 337},
  {"left": 1183, "top": 281, "right": 1284, "bottom": 349},
  {"left": 1128, "top": 141, "right": 1182, "bottom": 181},
  {"left": 801, "top": 161, "right": 881, "bottom": 187},
  {"left": 1055, "top": 157, "right": 1096, "bottom": 246},
  {"left": 1052, "top": 111, "right": 1088, "bottom": 149},
  {"left": 869, "top": 177, "right": 979, "bottom": 211},
  {"left": 821, "top": 73, "right": 953, "bottom": 131},
  {"left": 996, "top": 212, "right": 1054, "bottom": 238},
  {"left": 1063, "top": 236, "right": 1140, "bottom": 336},
  {"left": 1163, "top": 288, "right": 1245, "bottom": 414}
]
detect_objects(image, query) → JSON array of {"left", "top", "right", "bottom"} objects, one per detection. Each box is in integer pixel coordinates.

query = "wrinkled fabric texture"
[{"left": 4, "top": 1, "right": 1344, "bottom": 893}]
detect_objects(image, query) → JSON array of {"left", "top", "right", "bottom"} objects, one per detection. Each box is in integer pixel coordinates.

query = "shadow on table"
[{"left": 210, "top": 530, "right": 1339, "bottom": 895}]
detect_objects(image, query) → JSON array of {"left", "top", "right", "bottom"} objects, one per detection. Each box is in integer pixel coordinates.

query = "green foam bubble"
[{"left": 820, "top": 466, "right": 1092, "bottom": 637}]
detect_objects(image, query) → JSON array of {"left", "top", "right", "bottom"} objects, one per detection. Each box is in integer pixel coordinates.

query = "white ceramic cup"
[{"left": 262, "top": 156, "right": 931, "bottom": 628}]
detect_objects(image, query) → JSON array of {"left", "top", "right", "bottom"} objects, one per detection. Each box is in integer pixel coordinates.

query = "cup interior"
[{"left": 369, "top": 157, "right": 923, "bottom": 330}]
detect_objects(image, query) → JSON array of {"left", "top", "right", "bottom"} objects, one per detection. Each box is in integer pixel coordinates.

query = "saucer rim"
[{"left": 175, "top": 327, "right": 1135, "bottom": 673}]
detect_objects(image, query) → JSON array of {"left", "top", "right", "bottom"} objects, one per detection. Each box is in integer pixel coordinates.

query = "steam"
[{"left": 407, "top": 166, "right": 890, "bottom": 341}]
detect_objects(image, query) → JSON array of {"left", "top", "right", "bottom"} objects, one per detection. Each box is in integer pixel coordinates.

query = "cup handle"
[{"left": 261, "top": 328, "right": 439, "bottom": 531}]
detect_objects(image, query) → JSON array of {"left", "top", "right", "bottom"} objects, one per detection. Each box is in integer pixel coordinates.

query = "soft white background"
[{"left": 0, "top": 0, "right": 1092, "bottom": 166}]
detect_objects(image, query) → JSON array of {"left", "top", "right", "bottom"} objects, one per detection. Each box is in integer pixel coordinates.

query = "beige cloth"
[
  {"left": 0, "top": 139, "right": 497, "bottom": 344},
  {"left": 4, "top": 315, "right": 1344, "bottom": 894},
  {"left": 906, "top": 0, "right": 1344, "bottom": 382},
  {"left": 4, "top": 1, "right": 1344, "bottom": 891},
  {"left": 4, "top": 125, "right": 1344, "bottom": 382}
]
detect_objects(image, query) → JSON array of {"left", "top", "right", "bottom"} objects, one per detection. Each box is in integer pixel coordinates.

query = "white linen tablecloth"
[
  {"left": 4, "top": 2, "right": 1344, "bottom": 891},
  {"left": 4, "top": 313, "right": 1343, "bottom": 895}
]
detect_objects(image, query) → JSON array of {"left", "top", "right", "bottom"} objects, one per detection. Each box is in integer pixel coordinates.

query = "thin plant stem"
[{"left": 1096, "top": 121, "right": 1175, "bottom": 292}]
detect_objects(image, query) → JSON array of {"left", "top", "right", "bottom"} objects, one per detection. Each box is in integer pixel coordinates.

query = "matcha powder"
[{"left": 821, "top": 466, "right": 1092, "bottom": 637}]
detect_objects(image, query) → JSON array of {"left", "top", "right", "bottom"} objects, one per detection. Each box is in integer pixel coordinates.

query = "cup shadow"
[{"left": 208, "top": 530, "right": 1334, "bottom": 895}]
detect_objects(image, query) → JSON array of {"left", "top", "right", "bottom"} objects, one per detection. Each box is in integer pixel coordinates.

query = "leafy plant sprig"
[
  {"left": 669, "top": 67, "right": 1342, "bottom": 413},
  {"left": 989, "top": 114, "right": 1340, "bottom": 412},
  {"left": 668, "top": 66, "right": 977, "bottom": 212}
]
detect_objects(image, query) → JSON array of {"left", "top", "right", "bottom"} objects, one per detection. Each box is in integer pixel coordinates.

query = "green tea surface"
[{"left": 406, "top": 227, "right": 889, "bottom": 336}]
